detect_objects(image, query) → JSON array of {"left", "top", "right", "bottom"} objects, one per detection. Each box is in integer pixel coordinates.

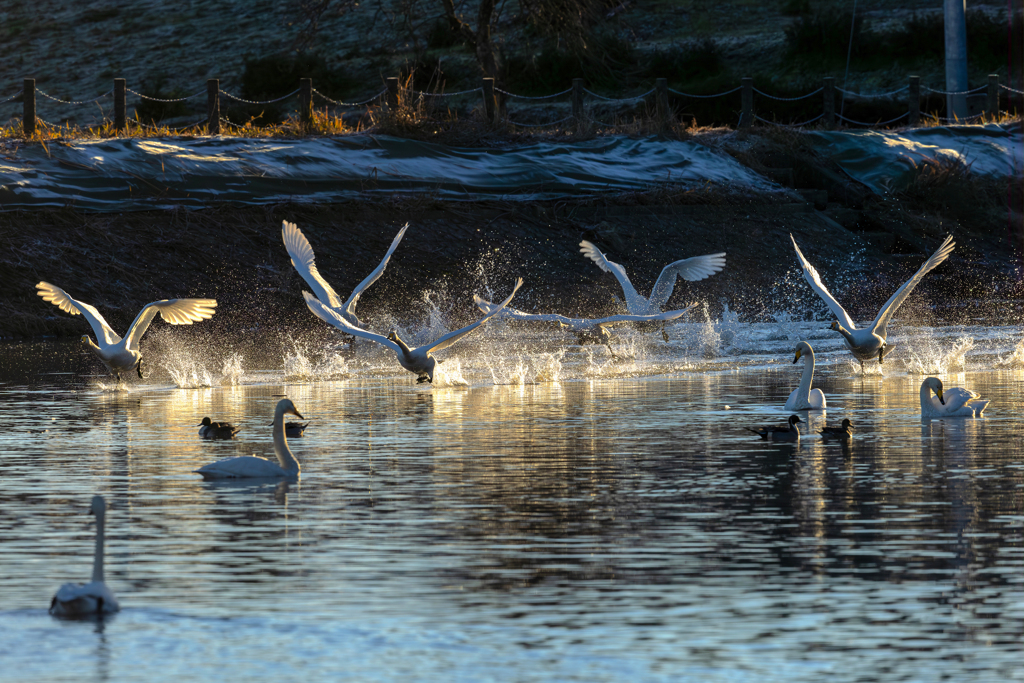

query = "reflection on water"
[{"left": 0, "top": 328, "right": 1021, "bottom": 682}]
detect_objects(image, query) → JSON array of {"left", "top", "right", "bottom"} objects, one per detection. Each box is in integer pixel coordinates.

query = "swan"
[
  {"left": 50, "top": 495, "right": 120, "bottom": 616},
  {"left": 579, "top": 240, "right": 725, "bottom": 332},
  {"left": 195, "top": 399, "right": 305, "bottom": 479},
  {"left": 285, "top": 421, "right": 309, "bottom": 438},
  {"left": 784, "top": 341, "right": 827, "bottom": 410},
  {"left": 198, "top": 417, "right": 241, "bottom": 439},
  {"left": 303, "top": 279, "right": 523, "bottom": 383},
  {"left": 473, "top": 294, "right": 696, "bottom": 356},
  {"left": 920, "top": 377, "right": 989, "bottom": 418},
  {"left": 283, "top": 220, "right": 407, "bottom": 327},
  {"left": 746, "top": 415, "right": 802, "bottom": 442},
  {"left": 819, "top": 418, "right": 854, "bottom": 439},
  {"left": 789, "top": 234, "right": 955, "bottom": 368},
  {"left": 36, "top": 282, "right": 217, "bottom": 380}
]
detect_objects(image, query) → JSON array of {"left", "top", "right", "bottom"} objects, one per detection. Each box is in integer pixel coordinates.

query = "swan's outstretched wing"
[
  {"left": 302, "top": 291, "right": 402, "bottom": 354},
  {"left": 789, "top": 235, "right": 857, "bottom": 330},
  {"left": 123, "top": 299, "right": 217, "bottom": 351},
  {"left": 870, "top": 235, "right": 955, "bottom": 336},
  {"left": 474, "top": 295, "right": 695, "bottom": 328},
  {"left": 282, "top": 221, "right": 345, "bottom": 309},
  {"left": 36, "top": 281, "right": 122, "bottom": 346},
  {"left": 426, "top": 278, "right": 523, "bottom": 354},
  {"left": 579, "top": 241, "right": 643, "bottom": 310},
  {"left": 343, "top": 223, "right": 409, "bottom": 317},
  {"left": 649, "top": 253, "right": 726, "bottom": 309}
]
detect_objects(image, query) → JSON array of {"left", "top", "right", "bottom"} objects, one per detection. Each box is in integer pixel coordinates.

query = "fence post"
[
  {"left": 987, "top": 74, "right": 999, "bottom": 117},
  {"left": 572, "top": 78, "right": 584, "bottom": 122},
  {"left": 482, "top": 77, "right": 495, "bottom": 124},
  {"left": 386, "top": 77, "right": 399, "bottom": 110},
  {"left": 207, "top": 79, "right": 220, "bottom": 134},
  {"left": 908, "top": 75, "right": 920, "bottom": 127},
  {"left": 822, "top": 77, "right": 835, "bottom": 129},
  {"left": 114, "top": 78, "right": 126, "bottom": 133},
  {"left": 23, "top": 78, "right": 35, "bottom": 137},
  {"left": 740, "top": 77, "right": 753, "bottom": 128},
  {"left": 300, "top": 78, "right": 312, "bottom": 129},
  {"left": 656, "top": 78, "right": 669, "bottom": 132}
]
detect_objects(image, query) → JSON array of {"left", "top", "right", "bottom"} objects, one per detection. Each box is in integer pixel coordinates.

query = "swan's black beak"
[
  {"left": 793, "top": 349, "right": 801, "bottom": 364},
  {"left": 937, "top": 389, "right": 945, "bottom": 405}
]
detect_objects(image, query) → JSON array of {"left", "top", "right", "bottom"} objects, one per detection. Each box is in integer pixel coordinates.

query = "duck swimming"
[
  {"left": 198, "top": 417, "right": 241, "bottom": 440},
  {"left": 746, "top": 415, "right": 802, "bottom": 442}
]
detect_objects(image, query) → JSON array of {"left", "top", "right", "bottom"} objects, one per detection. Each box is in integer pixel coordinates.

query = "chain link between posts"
[{"left": 35, "top": 88, "right": 113, "bottom": 105}]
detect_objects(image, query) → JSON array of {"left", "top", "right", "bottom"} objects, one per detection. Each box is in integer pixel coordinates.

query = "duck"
[
  {"left": 283, "top": 220, "right": 407, "bottom": 328},
  {"left": 285, "top": 421, "right": 309, "bottom": 438},
  {"left": 35, "top": 282, "right": 217, "bottom": 380},
  {"left": 819, "top": 418, "right": 854, "bottom": 439},
  {"left": 302, "top": 278, "right": 523, "bottom": 383},
  {"left": 789, "top": 234, "right": 954, "bottom": 368},
  {"left": 920, "top": 377, "right": 989, "bottom": 418},
  {"left": 784, "top": 341, "right": 827, "bottom": 410},
  {"left": 197, "top": 417, "right": 241, "bottom": 440},
  {"left": 50, "top": 495, "right": 120, "bottom": 617},
  {"left": 194, "top": 399, "right": 305, "bottom": 479},
  {"left": 746, "top": 415, "right": 802, "bottom": 442},
  {"left": 473, "top": 294, "right": 696, "bottom": 357},
  {"left": 579, "top": 240, "right": 725, "bottom": 339}
]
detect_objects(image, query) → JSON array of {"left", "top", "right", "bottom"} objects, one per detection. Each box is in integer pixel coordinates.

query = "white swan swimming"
[
  {"left": 303, "top": 279, "right": 523, "bottom": 383},
  {"left": 784, "top": 341, "right": 827, "bottom": 411},
  {"left": 36, "top": 282, "right": 217, "bottom": 380},
  {"left": 920, "top": 377, "right": 989, "bottom": 418},
  {"left": 473, "top": 294, "right": 696, "bottom": 355},
  {"left": 746, "top": 415, "right": 802, "bottom": 442},
  {"left": 50, "top": 495, "right": 120, "bottom": 617},
  {"left": 579, "top": 240, "right": 726, "bottom": 316},
  {"left": 198, "top": 417, "right": 241, "bottom": 439},
  {"left": 790, "top": 234, "right": 954, "bottom": 368},
  {"left": 195, "top": 399, "right": 305, "bottom": 479},
  {"left": 283, "top": 220, "right": 407, "bottom": 327}
]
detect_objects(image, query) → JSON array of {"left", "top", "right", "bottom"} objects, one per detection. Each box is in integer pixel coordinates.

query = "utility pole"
[{"left": 944, "top": 0, "right": 969, "bottom": 119}]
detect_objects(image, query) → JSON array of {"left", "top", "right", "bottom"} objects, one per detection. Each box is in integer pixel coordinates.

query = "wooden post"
[
  {"left": 207, "top": 79, "right": 220, "bottom": 134},
  {"left": 482, "top": 77, "right": 495, "bottom": 124},
  {"left": 740, "top": 77, "right": 753, "bottom": 128},
  {"left": 656, "top": 78, "right": 668, "bottom": 133},
  {"left": 386, "top": 77, "right": 399, "bottom": 110},
  {"left": 23, "top": 78, "right": 35, "bottom": 137},
  {"left": 908, "top": 75, "right": 920, "bottom": 127},
  {"left": 300, "top": 77, "right": 312, "bottom": 128},
  {"left": 114, "top": 78, "right": 126, "bottom": 133},
  {"left": 823, "top": 77, "right": 835, "bottom": 129},
  {"left": 987, "top": 74, "right": 999, "bottom": 117},
  {"left": 572, "top": 78, "right": 584, "bottom": 121}
]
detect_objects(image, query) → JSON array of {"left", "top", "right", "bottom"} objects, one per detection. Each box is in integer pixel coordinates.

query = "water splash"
[
  {"left": 282, "top": 336, "right": 350, "bottom": 381},
  {"left": 165, "top": 360, "right": 215, "bottom": 389},
  {"left": 221, "top": 353, "right": 245, "bottom": 386},
  {"left": 487, "top": 350, "right": 563, "bottom": 385},
  {"left": 901, "top": 336, "right": 974, "bottom": 375},
  {"left": 432, "top": 357, "right": 468, "bottom": 387},
  {"left": 994, "top": 337, "right": 1024, "bottom": 369},
  {"left": 717, "top": 301, "right": 741, "bottom": 348}
]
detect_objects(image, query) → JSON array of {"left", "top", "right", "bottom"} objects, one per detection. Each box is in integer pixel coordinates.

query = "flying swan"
[
  {"left": 195, "top": 399, "right": 305, "bottom": 479},
  {"left": 36, "top": 282, "right": 216, "bottom": 380},
  {"left": 784, "top": 341, "right": 826, "bottom": 411},
  {"left": 920, "top": 377, "right": 989, "bottom": 418},
  {"left": 790, "top": 234, "right": 954, "bottom": 368},
  {"left": 283, "top": 220, "right": 408, "bottom": 327},
  {"left": 303, "top": 279, "right": 523, "bottom": 383},
  {"left": 50, "top": 495, "right": 120, "bottom": 617},
  {"left": 473, "top": 294, "right": 696, "bottom": 356}
]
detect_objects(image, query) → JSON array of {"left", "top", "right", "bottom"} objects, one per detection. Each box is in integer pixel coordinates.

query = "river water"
[{"left": 0, "top": 318, "right": 1021, "bottom": 682}]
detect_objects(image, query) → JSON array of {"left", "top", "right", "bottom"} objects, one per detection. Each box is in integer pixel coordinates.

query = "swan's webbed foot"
[
  {"left": 416, "top": 375, "right": 431, "bottom": 384},
  {"left": 136, "top": 359, "right": 147, "bottom": 379},
  {"left": 605, "top": 343, "right": 619, "bottom": 360},
  {"left": 661, "top": 324, "right": 669, "bottom": 343}
]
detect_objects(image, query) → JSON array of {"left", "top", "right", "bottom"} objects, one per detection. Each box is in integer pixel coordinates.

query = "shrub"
[{"left": 133, "top": 73, "right": 188, "bottom": 123}]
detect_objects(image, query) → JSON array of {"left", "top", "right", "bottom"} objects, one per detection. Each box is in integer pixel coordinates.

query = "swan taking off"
[
  {"left": 579, "top": 240, "right": 726, "bottom": 316},
  {"left": 36, "top": 282, "right": 216, "bottom": 380},
  {"left": 303, "top": 279, "right": 523, "bottom": 383},
  {"left": 784, "top": 341, "right": 827, "bottom": 411},
  {"left": 283, "top": 220, "right": 407, "bottom": 328},
  {"left": 789, "top": 234, "right": 954, "bottom": 368},
  {"left": 746, "top": 415, "right": 802, "bottom": 442},
  {"left": 198, "top": 417, "right": 241, "bottom": 440},
  {"left": 195, "top": 399, "right": 305, "bottom": 479},
  {"left": 473, "top": 294, "right": 696, "bottom": 356},
  {"left": 50, "top": 495, "right": 120, "bottom": 617},
  {"left": 920, "top": 377, "right": 989, "bottom": 418}
]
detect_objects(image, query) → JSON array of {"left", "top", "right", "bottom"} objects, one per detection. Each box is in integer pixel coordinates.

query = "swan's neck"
[
  {"left": 797, "top": 348, "right": 815, "bottom": 402},
  {"left": 920, "top": 382, "right": 935, "bottom": 409},
  {"left": 833, "top": 323, "right": 855, "bottom": 346},
  {"left": 84, "top": 338, "right": 103, "bottom": 357},
  {"left": 273, "top": 409, "right": 300, "bottom": 472},
  {"left": 92, "top": 508, "right": 105, "bottom": 584},
  {"left": 391, "top": 333, "right": 413, "bottom": 358}
]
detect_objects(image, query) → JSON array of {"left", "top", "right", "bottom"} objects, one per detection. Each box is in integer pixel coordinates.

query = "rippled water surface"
[{"left": 1, "top": 322, "right": 1022, "bottom": 682}]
